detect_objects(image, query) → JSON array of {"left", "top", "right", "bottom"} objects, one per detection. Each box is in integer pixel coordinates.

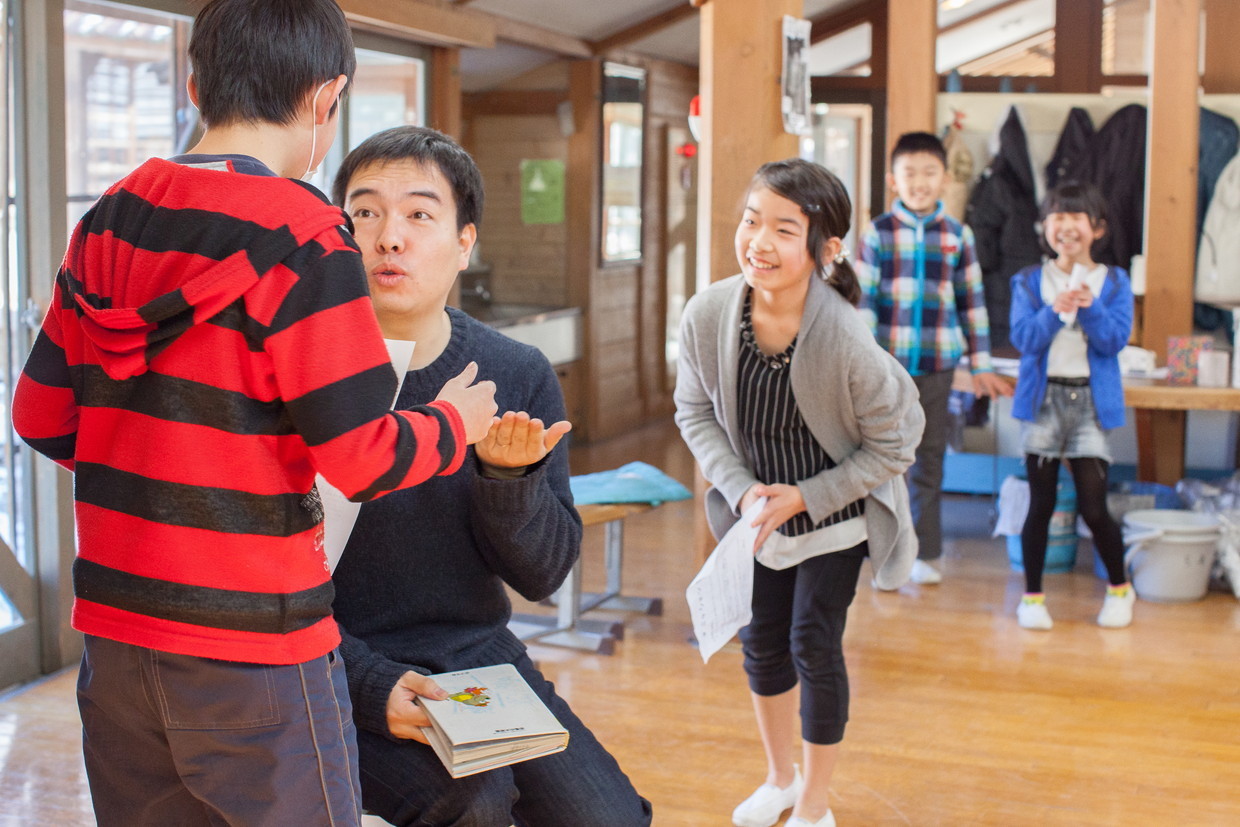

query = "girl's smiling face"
[
  {"left": 1044, "top": 210, "right": 1104, "bottom": 267},
  {"left": 734, "top": 185, "right": 817, "bottom": 295}
]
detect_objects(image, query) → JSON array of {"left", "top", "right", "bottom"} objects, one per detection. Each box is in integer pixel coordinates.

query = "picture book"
[{"left": 416, "top": 663, "right": 569, "bottom": 778}]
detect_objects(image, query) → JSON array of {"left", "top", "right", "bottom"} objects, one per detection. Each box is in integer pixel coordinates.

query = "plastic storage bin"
[
  {"left": 1123, "top": 509, "right": 1219, "bottom": 602},
  {"left": 1093, "top": 481, "right": 1180, "bottom": 579}
]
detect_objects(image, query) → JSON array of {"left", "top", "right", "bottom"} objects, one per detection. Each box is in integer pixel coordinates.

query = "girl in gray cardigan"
[{"left": 675, "top": 160, "right": 924, "bottom": 827}]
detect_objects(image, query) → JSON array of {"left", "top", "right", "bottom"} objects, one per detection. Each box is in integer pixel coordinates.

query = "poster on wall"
[
  {"left": 781, "top": 15, "right": 811, "bottom": 137},
  {"left": 520, "top": 159, "right": 566, "bottom": 225}
]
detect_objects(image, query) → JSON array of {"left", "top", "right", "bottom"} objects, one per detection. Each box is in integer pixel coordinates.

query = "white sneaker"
[
  {"left": 909, "top": 559, "right": 942, "bottom": 585},
  {"left": 732, "top": 766, "right": 802, "bottom": 827},
  {"left": 1017, "top": 599, "right": 1053, "bottom": 630},
  {"left": 786, "top": 812, "right": 837, "bottom": 827},
  {"left": 1098, "top": 587, "right": 1136, "bottom": 628}
]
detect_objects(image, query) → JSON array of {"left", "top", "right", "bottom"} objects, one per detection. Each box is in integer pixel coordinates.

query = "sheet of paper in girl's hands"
[
  {"left": 686, "top": 497, "right": 764, "bottom": 663},
  {"left": 320, "top": 338, "right": 416, "bottom": 573}
]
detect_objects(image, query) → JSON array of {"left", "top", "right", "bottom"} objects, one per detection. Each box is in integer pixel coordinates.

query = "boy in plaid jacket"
[{"left": 858, "top": 132, "right": 1011, "bottom": 585}]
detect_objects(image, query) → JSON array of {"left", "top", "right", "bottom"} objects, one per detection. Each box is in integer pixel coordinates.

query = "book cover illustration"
[
  {"left": 417, "top": 663, "right": 569, "bottom": 778},
  {"left": 446, "top": 686, "right": 491, "bottom": 707}
]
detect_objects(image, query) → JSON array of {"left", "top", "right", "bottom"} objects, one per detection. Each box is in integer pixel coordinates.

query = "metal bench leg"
[
  {"left": 579, "top": 520, "right": 663, "bottom": 616},
  {"left": 508, "top": 556, "right": 623, "bottom": 654}
]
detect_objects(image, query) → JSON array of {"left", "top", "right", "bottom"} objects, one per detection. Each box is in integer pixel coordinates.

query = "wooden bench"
[{"left": 508, "top": 502, "right": 663, "bottom": 655}]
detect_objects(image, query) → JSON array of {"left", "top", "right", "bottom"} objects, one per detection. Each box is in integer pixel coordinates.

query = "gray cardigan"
[{"left": 674, "top": 274, "right": 925, "bottom": 589}]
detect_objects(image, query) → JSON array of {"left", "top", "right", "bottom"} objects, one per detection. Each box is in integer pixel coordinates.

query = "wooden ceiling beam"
[
  {"left": 337, "top": 0, "right": 495, "bottom": 48},
  {"left": 590, "top": 4, "right": 698, "bottom": 55},
  {"left": 490, "top": 15, "right": 593, "bottom": 58},
  {"left": 810, "top": 0, "right": 884, "bottom": 44},
  {"left": 341, "top": 0, "right": 596, "bottom": 58}
]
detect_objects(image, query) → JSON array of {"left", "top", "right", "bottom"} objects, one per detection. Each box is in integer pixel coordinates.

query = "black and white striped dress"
[{"left": 737, "top": 289, "right": 865, "bottom": 540}]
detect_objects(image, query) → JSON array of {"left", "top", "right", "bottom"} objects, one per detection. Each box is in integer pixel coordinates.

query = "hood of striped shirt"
[{"left": 59, "top": 156, "right": 350, "bottom": 381}]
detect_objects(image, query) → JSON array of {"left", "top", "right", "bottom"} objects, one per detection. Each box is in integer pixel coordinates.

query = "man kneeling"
[{"left": 331, "top": 126, "right": 652, "bottom": 827}]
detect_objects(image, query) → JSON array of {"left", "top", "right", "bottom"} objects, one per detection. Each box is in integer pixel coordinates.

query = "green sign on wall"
[{"left": 520, "top": 159, "right": 566, "bottom": 225}]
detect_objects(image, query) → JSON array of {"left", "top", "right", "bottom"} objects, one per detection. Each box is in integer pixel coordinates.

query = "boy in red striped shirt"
[{"left": 11, "top": 1, "right": 496, "bottom": 824}]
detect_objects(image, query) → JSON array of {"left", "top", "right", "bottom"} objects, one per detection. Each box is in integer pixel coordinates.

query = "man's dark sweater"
[{"left": 334, "top": 308, "right": 582, "bottom": 737}]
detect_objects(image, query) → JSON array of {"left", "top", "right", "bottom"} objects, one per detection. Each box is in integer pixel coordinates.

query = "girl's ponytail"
[{"left": 828, "top": 258, "right": 861, "bottom": 306}]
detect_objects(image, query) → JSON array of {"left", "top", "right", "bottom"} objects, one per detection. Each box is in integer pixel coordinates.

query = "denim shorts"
[{"left": 1020, "top": 380, "right": 1113, "bottom": 462}]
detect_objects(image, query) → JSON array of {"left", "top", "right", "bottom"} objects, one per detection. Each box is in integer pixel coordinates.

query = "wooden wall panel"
[{"left": 468, "top": 116, "right": 569, "bottom": 307}]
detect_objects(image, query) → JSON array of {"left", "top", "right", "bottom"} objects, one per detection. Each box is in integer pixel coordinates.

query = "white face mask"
[{"left": 303, "top": 79, "right": 336, "bottom": 181}]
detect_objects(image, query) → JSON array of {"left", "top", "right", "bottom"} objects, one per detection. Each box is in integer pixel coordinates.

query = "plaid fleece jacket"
[
  {"left": 12, "top": 156, "right": 465, "bottom": 665},
  {"left": 857, "top": 200, "right": 994, "bottom": 376}
]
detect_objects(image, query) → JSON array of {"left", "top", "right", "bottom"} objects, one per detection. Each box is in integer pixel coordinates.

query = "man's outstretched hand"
[{"left": 475, "top": 411, "right": 572, "bottom": 470}]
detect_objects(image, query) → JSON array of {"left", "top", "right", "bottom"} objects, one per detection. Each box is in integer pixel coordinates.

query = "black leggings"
[
  {"left": 739, "top": 543, "right": 866, "bottom": 745},
  {"left": 1020, "top": 454, "right": 1126, "bottom": 593}
]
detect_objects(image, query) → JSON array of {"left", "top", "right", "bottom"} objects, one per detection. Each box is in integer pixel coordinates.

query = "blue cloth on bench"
[{"left": 570, "top": 461, "right": 692, "bottom": 506}]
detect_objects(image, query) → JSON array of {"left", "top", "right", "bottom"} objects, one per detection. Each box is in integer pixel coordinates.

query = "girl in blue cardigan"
[{"left": 1009, "top": 182, "right": 1135, "bottom": 630}]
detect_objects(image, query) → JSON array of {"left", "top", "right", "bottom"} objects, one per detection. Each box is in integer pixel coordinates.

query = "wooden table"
[
  {"left": 956, "top": 369, "right": 1240, "bottom": 486},
  {"left": 1123, "top": 380, "right": 1240, "bottom": 485},
  {"left": 508, "top": 502, "right": 664, "bottom": 655}
]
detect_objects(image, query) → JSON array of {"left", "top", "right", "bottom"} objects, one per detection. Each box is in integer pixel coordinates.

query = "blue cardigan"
[{"left": 1009, "top": 264, "right": 1133, "bottom": 430}]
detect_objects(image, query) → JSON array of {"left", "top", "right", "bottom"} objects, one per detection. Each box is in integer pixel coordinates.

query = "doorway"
[
  {"left": 811, "top": 102, "right": 873, "bottom": 256},
  {"left": 662, "top": 124, "right": 697, "bottom": 396}
]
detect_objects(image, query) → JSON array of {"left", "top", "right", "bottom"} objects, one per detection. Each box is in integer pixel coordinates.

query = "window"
[
  {"left": 349, "top": 48, "right": 426, "bottom": 150},
  {"left": 1102, "top": 0, "right": 1150, "bottom": 76},
  {"left": 63, "top": 0, "right": 191, "bottom": 231},
  {"left": 2, "top": 0, "right": 35, "bottom": 639},
  {"left": 601, "top": 62, "right": 645, "bottom": 264},
  {"left": 308, "top": 35, "right": 428, "bottom": 195},
  {"left": 64, "top": 5, "right": 430, "bottom": 211},
  {"left": 811, "top": 103, "right": 872, "bottom": 259}
]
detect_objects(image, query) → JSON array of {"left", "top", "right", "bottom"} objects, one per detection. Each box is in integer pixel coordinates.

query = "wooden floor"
[{"left": 2, "top": 417, "right": 1239, "bottom": 825}]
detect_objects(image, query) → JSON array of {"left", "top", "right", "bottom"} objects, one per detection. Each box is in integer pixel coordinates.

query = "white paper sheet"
[
  {"left": 320, "top": 338, "right": 416, "bottom": 573},
  {"left": 686, "top": 497, "right": 764, "bottom": 663},
  {"left": 1058, "top": 263, "right": 1087, "bottom": 325}
]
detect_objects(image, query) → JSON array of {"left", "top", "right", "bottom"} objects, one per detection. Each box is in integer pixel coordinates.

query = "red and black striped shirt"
[{"left": 12, "top": 156, "right": 465, "bottom": 664}]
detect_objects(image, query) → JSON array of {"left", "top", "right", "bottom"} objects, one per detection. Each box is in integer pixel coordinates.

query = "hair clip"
[
  {"left": 834, "top": 246, "right": 850, "bottom": 264},
  {"left": 803, "top": 203, "right": 823, "bottom": 214}
]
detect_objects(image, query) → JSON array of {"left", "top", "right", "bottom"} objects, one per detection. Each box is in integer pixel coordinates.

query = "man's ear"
[
  {"left": 1092, "top": 218, "right": 1108, "bottom": 241},
  {"left": 886, "top": 171, "right": 897, "bottom": 194},
  {"left": 458, "top": 223, "right": 478, "bottom": 270},
  {"left": 312, "top": 74, "right": 349, "bottom": 126},
  {"left": 187, "top": 73, "right": 199, "bottom": 108}
]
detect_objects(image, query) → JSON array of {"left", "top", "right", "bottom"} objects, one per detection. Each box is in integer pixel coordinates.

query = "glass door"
[
  {"left": 0, "top": 0, "right": 42, "bottom": 690},
  {"left": 811, "top": 103, "right": 873, "bottom": 257}
]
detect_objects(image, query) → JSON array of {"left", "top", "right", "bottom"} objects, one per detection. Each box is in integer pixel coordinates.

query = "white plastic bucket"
[{"left": 1123, "top": 509, "right": 1220, "bottom": 602}]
